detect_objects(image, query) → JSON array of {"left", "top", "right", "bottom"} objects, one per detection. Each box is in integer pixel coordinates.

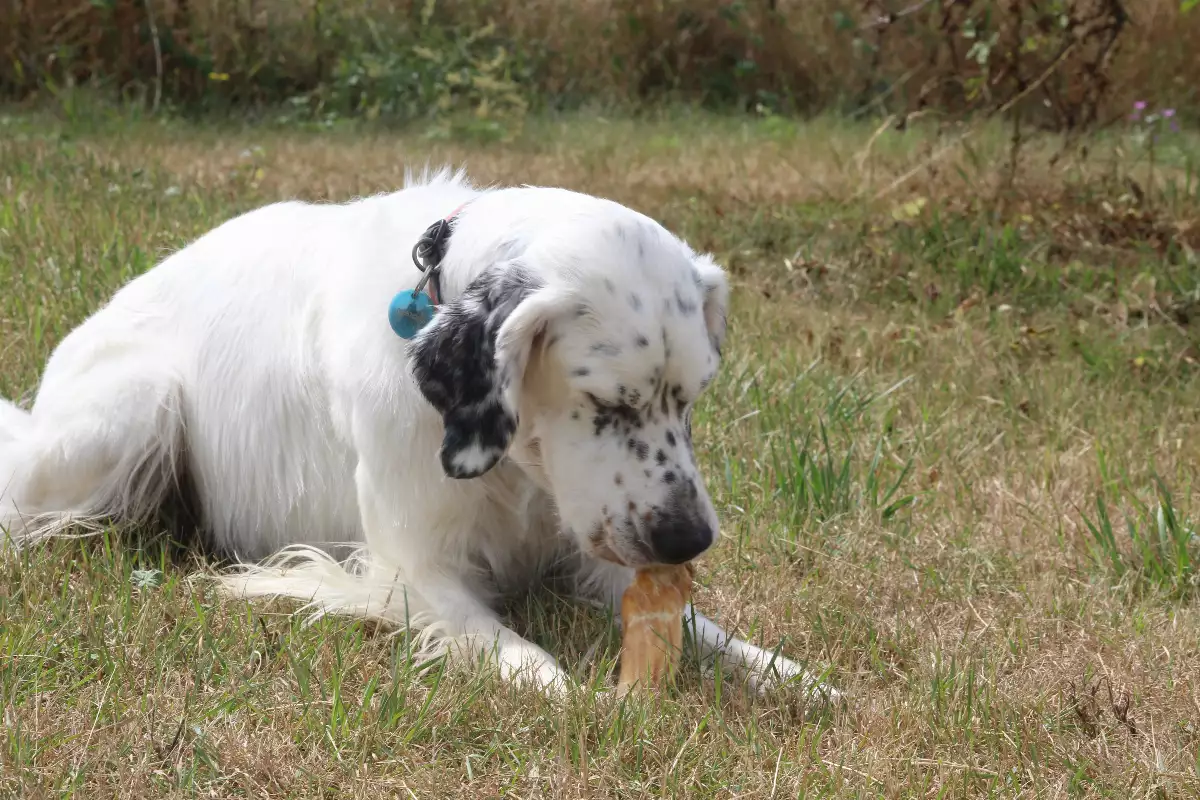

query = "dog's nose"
[{"left": 648, "top": 510, "right": 715, "bottom": 564}]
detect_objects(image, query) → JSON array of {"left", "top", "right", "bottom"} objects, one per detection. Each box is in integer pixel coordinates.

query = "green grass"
[
  {"left": 1080, "top": 452, "right": 1198, "bottom": 601},
  {"left": 2, "top": 99, "right": 1200, "bottom": 798}
]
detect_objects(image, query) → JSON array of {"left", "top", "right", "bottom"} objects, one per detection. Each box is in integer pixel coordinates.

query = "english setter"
[{"left": 0, "top": 168, "right": 838, "bottom": 703}]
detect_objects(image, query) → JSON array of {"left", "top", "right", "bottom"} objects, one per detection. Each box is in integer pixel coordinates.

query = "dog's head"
[{"left": 410, "top": 197, "right": 728, "bottom": 568}]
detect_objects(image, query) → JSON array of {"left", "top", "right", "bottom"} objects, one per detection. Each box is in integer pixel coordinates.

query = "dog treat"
[{"left": 616, "top": 562, "right": 695, "bottom": 695}]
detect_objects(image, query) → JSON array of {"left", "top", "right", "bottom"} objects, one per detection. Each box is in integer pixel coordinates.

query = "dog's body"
[{"left": 1, "top": 168, "right": 836, "bottom": 700}]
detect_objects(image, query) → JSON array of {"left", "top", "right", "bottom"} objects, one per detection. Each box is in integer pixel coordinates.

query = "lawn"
[{"left": 2, "top": 102, "right": 1200, "bottom": 798}]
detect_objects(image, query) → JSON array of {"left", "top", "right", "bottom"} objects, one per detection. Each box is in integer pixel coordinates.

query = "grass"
[{"left": 2, "top": 97, "right": 1200, "bottom": 797}]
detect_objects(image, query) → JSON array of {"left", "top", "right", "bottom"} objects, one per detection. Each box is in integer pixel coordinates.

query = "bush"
[{"left": 1, "top": 1, "right": 1197, "bottom": 124}]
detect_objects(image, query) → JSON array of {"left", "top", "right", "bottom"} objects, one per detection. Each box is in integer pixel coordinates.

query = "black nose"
[{"left": 648, "top": 512, "right": 715, "bottom": 564}]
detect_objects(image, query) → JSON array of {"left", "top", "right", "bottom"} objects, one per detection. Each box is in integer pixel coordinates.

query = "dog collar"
[{"left": 389, "top": 201, "right": 470, "bottom": 340}]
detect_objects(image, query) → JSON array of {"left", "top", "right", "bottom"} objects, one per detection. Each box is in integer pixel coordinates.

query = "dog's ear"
[
  {"left": 409, "top": 264, "right": 560, "bottom": 479},
  {"left": 693, "top": 254, "right": 730, "bottom": 356}
]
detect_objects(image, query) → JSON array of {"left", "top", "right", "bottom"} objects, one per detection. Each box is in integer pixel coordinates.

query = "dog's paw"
[
  {"left": 510, "top": 659, "right": 575, "bottom": 698},
  {"left": 527, "top": 660, "right": 580, "bottom": 700},
  {"left": 743, "top": 655, "right": 845, "bottom": 707}
]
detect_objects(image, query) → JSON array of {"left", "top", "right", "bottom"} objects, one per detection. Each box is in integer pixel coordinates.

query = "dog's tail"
[
  {"left": 212, "top": 545, "right": 452, "bottom": 660},
  {"left": 1, "top": 374, "right": 187, "bottom": 549}
]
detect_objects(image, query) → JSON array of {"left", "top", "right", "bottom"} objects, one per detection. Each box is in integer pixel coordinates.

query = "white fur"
[{"left": 0, "top": 167, "right": 840, "bottom": 703}]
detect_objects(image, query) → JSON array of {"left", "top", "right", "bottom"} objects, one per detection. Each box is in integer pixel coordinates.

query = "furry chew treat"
[{"left": 617, "top": 563, "right": 695, "bottom": 695}]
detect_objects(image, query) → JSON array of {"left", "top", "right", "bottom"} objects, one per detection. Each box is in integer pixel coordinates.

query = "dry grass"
[{"left": 2, "top": 102, "right": 1200, "bottom": 798}]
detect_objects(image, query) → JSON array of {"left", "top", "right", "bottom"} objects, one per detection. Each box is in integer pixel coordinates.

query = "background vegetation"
[
  {"left": 3, "top": 1, "right": 1200, "bottom": 798},
  {"left": 2, "top": 1, "right": 1198, "bottom": 130}
]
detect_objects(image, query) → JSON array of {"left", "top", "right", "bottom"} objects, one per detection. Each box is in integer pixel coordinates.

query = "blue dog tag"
[{"left": 389, "top": 290, "right": 435, "bottom": 339}]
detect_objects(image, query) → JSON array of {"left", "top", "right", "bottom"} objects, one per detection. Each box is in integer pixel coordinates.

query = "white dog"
[{"left": 0, "top": 167, "right": 837, "bottom": 701}]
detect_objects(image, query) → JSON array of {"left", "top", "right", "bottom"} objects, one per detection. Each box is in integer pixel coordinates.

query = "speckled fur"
[{"left": 0, "top": 167, "right": 839, "bottom": 702}]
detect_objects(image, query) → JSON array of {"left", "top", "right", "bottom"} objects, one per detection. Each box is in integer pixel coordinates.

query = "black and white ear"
[
  {"left": 693, "top": 253, "right": 730, "bottom": 356},
  {"left": 409, "top": 264, "right": 558, "bottom": 479}
]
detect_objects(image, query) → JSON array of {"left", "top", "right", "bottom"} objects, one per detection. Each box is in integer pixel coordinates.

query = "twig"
[
  {"left": 865, "top": 41, "right": 1078, "bottom": 202},
  {"left": 859, "top": 0, "right": 947, "bottom": 30},
  {"left": 820, "top": 759, "right": 881, "bottom": 784},
  {"left": 908, "top": 758, "right": 999, "bottom": 776},
  {"left": 1004, "top": 0, "right": 1025, "bottom": 191},
  {"left": 769, "top": 746, "right": 784, "bottom": 799},
  {"left": 855, "top": 113, "right": 897, "bottom": 176},
  {"left": 849, "top": 67, "right": 920, "bottom": 119},
  {"left": 47, "top": 4, "right": 94, "bottom": 40},
  {"left": 143, "top": 0, "right": 163, "bottom": 114}
]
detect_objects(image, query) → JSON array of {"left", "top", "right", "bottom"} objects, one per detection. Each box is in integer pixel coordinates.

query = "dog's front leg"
[
  {"left": 353, "top": 461, "right": 571, "bottom": 696},
  {"left": 574, "top": 558, "right": 840, "bottom": 703},
  {"left": 683, "top": 608, "right": 842, "bottom": 703},
  {"left": 415, "top": 573, "right": 572, "bottom": 695}
]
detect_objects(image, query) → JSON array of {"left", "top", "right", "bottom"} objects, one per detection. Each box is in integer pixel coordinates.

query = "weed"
[{"left": 1080, "top": 452, "right": 1199, "bottom": 600}]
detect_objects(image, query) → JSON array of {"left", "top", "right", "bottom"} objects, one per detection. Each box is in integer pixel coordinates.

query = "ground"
[{"left": 1, "top": 102, "right": 1199, "bottom": 799}]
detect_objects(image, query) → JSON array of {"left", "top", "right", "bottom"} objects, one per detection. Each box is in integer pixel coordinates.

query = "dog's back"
[{"left": 1, "top": 172, "right": 478, "bottom": 555}]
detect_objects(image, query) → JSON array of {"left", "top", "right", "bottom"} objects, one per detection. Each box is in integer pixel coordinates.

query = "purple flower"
[
  {"left": 1134, "top": 100, "right": 1147, "bottom": 110},
  {"left": 1162, "top": 108, "right": 1176, "bottom": 118}
]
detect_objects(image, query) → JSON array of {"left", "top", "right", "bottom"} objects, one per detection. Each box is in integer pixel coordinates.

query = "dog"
[{"left": 0, "top": 167, "right": 838, "bottom": 702}]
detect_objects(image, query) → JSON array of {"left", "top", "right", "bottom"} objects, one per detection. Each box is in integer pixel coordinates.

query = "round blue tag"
[{"left": 389, "top": 290, "right": 435, "bottom": 339}]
